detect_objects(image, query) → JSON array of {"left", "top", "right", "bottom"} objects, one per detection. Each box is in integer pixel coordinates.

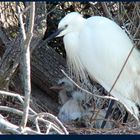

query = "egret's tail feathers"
[{"left": 117, "top": 96, "right": 139, "bottom": 121}]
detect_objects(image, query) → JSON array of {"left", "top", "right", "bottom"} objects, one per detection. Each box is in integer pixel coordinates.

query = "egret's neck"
[
  {"left": 63, "top": 31, "right": 89, "bottom": 85},
  {"left": 67, "top": 17, "right": 86, "bottom": 34},
  {"left": 74, "top": 17, "right": 86, "bottom": 32}
]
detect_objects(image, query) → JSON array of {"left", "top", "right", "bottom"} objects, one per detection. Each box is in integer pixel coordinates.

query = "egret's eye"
[{"left": 64, "top": 24, "right": 68, "bottom": 28}]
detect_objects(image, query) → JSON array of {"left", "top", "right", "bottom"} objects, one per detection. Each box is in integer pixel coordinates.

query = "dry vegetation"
[{"left": 0, "top": 2, "right": 140, "bottom": 134}]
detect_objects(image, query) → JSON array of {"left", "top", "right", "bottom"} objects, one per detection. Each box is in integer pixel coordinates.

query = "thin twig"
[
  {"left": 0, "top": 106, "right": 34, "bottom": 119},
  {"left": 101, "top": 2, "right": 113, "bottom": 20},
  {"left": 109, "top": 46, "right": 135, "bottom": 94},
  {"left": 0, "top": 114, "right": 20, "bottom": 134},
  {"left": 0, "top": 114, "right": 40, "bottom": 134},
  {"left": 61, "top": 70, "right": 118, "bottom": 101},
  {"left": 34, "top": 112, "right": 69, "bottom": 135},
  {"left": 0, "top": 106, "right": 65, "bottom": 134},
  {"left": 18, "top": 5, "right": 31, "bottom": 15},
  {"left": 132, "top": 23, "right": 140, "bottom": 40},
  {"left": 35, "top": 117, "right": 41, "bottom": 133},
  {"left": 18, "top": 6, "right": 26, "bottom": 40},
  {"left": 0, "top": 90, "right": 24, "bottom": 102},
  {"left": 38, "top": 118, "right": 65, "bottom": 134},
  {"left": 0, "top": 90, "right": 36, "bottom": 115},
  {"left": 46, "top": 123, "right": 52, "bottom": 134}
]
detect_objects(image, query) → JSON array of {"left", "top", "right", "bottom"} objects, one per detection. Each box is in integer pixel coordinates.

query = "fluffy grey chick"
[
  {"left": 50, "top": 78, "right": 90, "bottom": 105},
  {"left": 50, "top": 78, "right": 88, "bottom": 122},
  {"left": 51, "top": 78, "right": 114, "bottom": 128},
  {"left": 50, "top": 78, "right": 75, "bottom": 105},
  {"left": 58, "top": 98, "right": 84, "bottom": 123}
]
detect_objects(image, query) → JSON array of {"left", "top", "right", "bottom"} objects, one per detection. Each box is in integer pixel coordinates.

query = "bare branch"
[
  {"left": 18, "top": 2, "right": 35, "bottom": 129},
  {"left": 0, "top": 114, "right": 21, "bottom": 134},
  {"left": 0, "top": 90, "right": 36, "bottom": 115},
  {"left": 17, "top": 6, "right": 26, "bottom": 40},
  {"left": 38, "top": 118, "right": 65, "bottom": 134},
  {"left": 19, "top": 5, "right": 32, "bottom": 15},
  {"left": 101, "top": 2, "right": 113, "bottom": 20},
  {"left": 0, "top": 106, "right": 34, "bottom": 118},
  {"left": 35, "top": 112, "right": 69, "bottom": 135},
  {"left": 0, "top": 90, "right": 24, "bottom": 102},
  {"left": 132, "top": 23, "right": 140, "bottom": 40},
  {"left": 0, "top": 106, "right": 65, "bottom": 134},
  {"left": 34, "top": 117, "right": 41, "bottom": 133},
  {"left": 0, "top": 114, "right": 43, "bottom": 134}
]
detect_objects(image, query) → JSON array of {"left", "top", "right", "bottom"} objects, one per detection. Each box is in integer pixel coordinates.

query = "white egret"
[{"left": 47, "top": 12, "right": 140, "bottom": 122}]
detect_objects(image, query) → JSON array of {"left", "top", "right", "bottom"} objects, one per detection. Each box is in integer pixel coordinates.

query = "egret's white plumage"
[{"left": 49, "top": 12, "right": 140, "bottom": 121}]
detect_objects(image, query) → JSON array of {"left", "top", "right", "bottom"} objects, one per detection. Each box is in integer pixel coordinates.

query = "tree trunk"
[{"left": 31, "top": 40, "right": 67, "bottom": 104}]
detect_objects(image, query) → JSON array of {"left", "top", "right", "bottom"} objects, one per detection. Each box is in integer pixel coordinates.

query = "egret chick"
[
  {"left": 53, "top": 78, "right": 113, "bottom": 128},
  {"left": 50, "top": 78, "right": 74, "bottom": 105},
  {"left": 47, "top": 12, "right": 140, "bottom": 122},
  {"left": 50, "top": 78, "right": 88, "bottom": 123},
  {"left": 50, "top": 78, "right": 90, "bottom": 105}
]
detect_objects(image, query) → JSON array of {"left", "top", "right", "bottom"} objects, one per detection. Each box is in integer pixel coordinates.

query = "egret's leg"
[
  {"left": 122, "top": 111, "right": 128, "bottom": 124},
  {"left": 101, "top": 100, "right": 115, "bottom": 129}
]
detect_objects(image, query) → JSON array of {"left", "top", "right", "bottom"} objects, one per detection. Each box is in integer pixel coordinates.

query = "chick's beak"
[{"left": 50, "top": 85, "right": 64, "bottom": 91}]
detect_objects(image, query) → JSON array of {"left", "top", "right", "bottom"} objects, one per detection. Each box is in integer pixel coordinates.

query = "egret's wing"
[
  {"left": 78, "top": 16, "right": 140, "bottom": 120},
  {"left": 79, "top": 16, "right": 133, "bottom": 89}
]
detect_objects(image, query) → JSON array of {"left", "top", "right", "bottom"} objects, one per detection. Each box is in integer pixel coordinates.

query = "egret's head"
[
  {"left": 57, "top": 12, "right": 84, "bottom": 37},
  {"left": 46, "top": 12, "right": 85, "bottom": 41}
]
